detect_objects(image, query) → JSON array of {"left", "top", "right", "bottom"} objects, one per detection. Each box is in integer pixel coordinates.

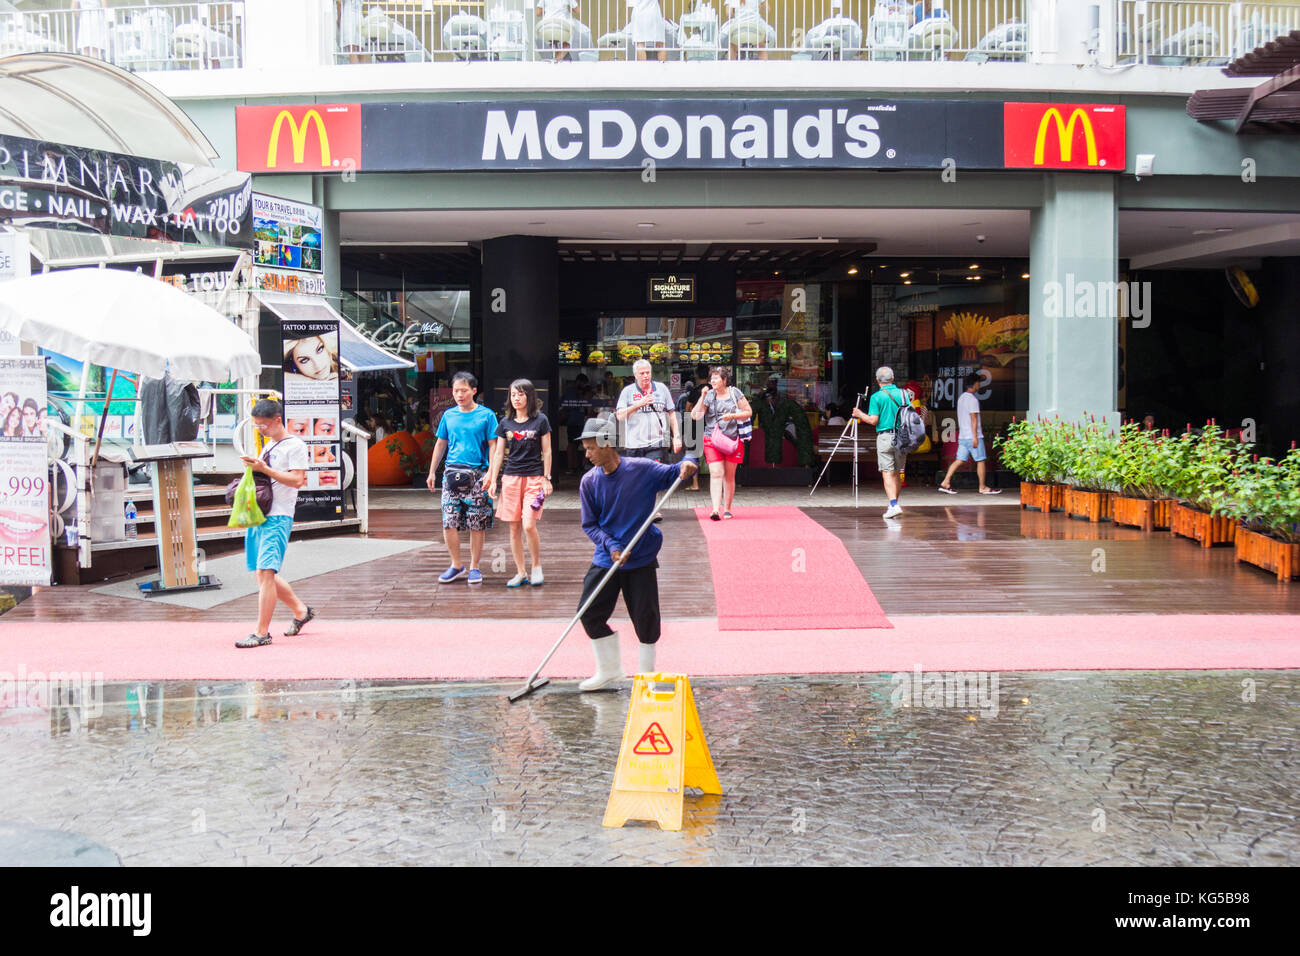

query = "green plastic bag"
[{"left": 227, "top": 466, "right": 267, "bottom": 528}]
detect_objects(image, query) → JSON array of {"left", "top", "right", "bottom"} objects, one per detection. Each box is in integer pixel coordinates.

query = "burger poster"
[
  {"left": 738, "top": 339, "right": 764, "bottom": 366},
  {"left": 0, "top": 357, "right": 51, "bottom": 586},
  {"left": 933, "top": 310, "right": 1029, "bottom": 411}
]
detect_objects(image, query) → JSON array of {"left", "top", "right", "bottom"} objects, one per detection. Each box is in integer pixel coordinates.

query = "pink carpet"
[
  {"left": 1, "top": 615, "right": 1296, "bottom": 681},
  {"left": 693, "top": 505, "right": 892, "bottom": 630}
]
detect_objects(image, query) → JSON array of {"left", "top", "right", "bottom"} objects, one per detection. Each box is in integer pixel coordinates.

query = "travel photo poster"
[
  {"left": 0, "top": 357, "right": 51, "bottom": 586},
  {"left": 281, "top": 319, "right": 343, "bottom": 521}
]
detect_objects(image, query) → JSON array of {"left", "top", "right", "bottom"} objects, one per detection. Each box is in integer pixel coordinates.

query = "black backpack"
[{"left": 891, "top": 389, "right": 928, "bottom": 456}]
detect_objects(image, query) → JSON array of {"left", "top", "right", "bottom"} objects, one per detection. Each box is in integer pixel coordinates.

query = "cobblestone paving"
[{"left": 2, "top": 672, "right": 1296, "bottom": 865}]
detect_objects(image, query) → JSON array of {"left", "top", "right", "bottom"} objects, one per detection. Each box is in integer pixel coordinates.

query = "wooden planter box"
[
  {"left": 1234, "top": 526, "right": 1300, "bottom": 582},
  {"left": 1112, "top": 496, "right": 1174, "bottom": 532},
  {"left": 1170, "top": 501, "right": 1237, "bottom": 548},
  {"left": 1065, "top": 488, "right": 1113, "bottom": 523},
  {"left": 1019, "top": 482, "right": 1067, "bottom": 512}
]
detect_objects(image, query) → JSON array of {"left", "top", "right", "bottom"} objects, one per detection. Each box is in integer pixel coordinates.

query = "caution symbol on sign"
[
  {"left": 632, "top": 722, "right": 674, "bottom": 755},
  {"left": 603, "top": 673, "right": 722, "bottom": 832}
]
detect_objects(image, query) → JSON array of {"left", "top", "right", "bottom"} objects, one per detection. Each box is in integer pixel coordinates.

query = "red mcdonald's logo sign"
[
  {"left": 1003, "top": 103, "right": 1125, "bottom": 171},
  {"left": 236, "top": 104, "right": 363, "bottom": 173}
]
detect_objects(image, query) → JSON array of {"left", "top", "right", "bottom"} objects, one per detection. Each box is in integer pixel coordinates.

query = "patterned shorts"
[{"left": 441, "top": 467, "right": 493, "bottom": 532}]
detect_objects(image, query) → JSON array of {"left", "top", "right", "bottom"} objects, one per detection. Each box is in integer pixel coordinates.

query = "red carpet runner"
[{"left": 693, "top": 506, "right": 892, "bottom": 631}]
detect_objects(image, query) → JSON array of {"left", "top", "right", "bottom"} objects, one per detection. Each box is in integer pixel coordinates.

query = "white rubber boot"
[
  {"left": 637, "top": 642, "right": 656, "bottom": 676},
  {"left": 579, "top": 635, "right": 626, "bottom": 691}
]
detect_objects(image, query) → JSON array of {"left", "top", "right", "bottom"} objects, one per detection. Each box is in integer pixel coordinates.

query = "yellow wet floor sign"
[{"left": 603, "top": 673, "right": 722, "bottom": 831}]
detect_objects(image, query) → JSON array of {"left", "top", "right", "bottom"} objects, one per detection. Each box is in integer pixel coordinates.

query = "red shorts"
[
  {"left": 496, "top": 475, "right": 546, "bottom": 527},
  {"left": 703, "top": 433, "right": 744, "bottom": 465}
]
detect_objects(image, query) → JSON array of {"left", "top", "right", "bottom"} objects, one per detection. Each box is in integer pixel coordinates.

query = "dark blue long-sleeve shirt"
[{"left": 579, "top": 456, "right": 692, "bottom": 569}]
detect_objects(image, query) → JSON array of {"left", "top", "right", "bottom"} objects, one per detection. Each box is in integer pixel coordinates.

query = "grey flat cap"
[{"left": 579, "top": 418, "right": 618, "bottom": 446}]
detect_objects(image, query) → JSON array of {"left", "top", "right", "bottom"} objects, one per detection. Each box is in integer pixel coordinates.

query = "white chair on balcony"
[
  {"left": 721, "top": 0, "right": 774, "bottom": 60},
  {"left": 679, "top": 1, "right": 722, "bottom": 60},
  {"left": 866, "top": 1, "right": 909, "bottom": 61},
  {"left": 359, "top": 6, "right": 430, "bottom": 62},
  {"left": 111, "top": 7, "right": 175, "bottom": 72},
  {"left": 803, "top": 1, "right": 862, "bottom": 61},
  {"left": 443, "top": 11, "right": 488, "bottom": 61},
  {"left": 172, "top": 20, "right": 239, "bottom": 68},
  {"left": 486, "top": 7, "right": 527, "bottom": 61},
  {"left": 964, "top": 20, "right": 1027, "bottom": 62},
  {"left": 0, "top": 5, "right": 69, "bottom": 56},
  {"left": 1152, "top": 21, "right": 1220, "bottom": 66},
  {"left": 906, "top": 8, "right": 955, "bottom": 61},
  {"left": 599, "top": 17, "right": 680, "bottom": 61},
  {"left": 536, "top": 0, "right": 596, "bottom": 62}
]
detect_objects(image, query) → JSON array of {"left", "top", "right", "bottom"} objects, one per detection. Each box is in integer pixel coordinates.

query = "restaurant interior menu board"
[
  {"left": 0, "top": 358, "right": 51, "bottom": 586},
  {"left": 281, "top": 319, "right": 343, "bottom": 521}
]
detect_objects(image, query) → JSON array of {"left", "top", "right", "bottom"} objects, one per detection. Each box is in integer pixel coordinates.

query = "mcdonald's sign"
[
  {"left": 236, "top": 104, "right": 362, "bottom": 173},
  {"left": 1003, "top": 103, "right": 1125, "bottom": 171}
]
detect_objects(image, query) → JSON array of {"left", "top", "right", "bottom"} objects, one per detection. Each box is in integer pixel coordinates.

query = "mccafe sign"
[{"left": 238, "top": 100, "right": 1125, "bottom": 173}]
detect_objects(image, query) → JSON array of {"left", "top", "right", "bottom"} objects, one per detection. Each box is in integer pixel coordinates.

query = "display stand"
[
  {"left": 809, "top": 390, "right": 867, "bottom": 507},
  {"left": 129, "top": 442, "right": 220, "bottom": 595}
]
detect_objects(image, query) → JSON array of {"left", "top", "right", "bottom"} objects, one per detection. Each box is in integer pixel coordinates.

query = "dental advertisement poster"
[
  {"left": 0, "top": 357, "right": 51, "bottom": 585},
  {"left": 281, "top": 319, "right": 343, "bottom": 521}
]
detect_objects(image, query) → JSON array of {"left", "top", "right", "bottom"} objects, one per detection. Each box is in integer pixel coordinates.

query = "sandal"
[
  {"left": 236, "top": 633, "right": 271, "bottom": 649},
  {"left": 284, "top": 606, "right": 315, "bottom": 636},
  {"left": 709, "top": 512, "right": 721, "bottom": 521},
  {"left": 723, "top": 511, "right": 734, "bottom": 519}
]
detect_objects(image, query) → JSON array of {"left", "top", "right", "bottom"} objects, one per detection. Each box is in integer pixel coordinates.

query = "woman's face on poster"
[{"left": 288, "top": 336, "right": 336, "bottom": 380}]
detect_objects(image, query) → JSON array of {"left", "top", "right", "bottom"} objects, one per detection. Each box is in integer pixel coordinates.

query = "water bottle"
[{"left": 125, "top": 500, "right": 138, "bottom": 540}]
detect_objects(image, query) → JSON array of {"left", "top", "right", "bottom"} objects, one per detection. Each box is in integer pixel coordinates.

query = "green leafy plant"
[
  {"left": 1163, "top": 421, "right": 1250, "bottom": 513},
  {"left": 1065, "top": 417, "right": 1119, "bottom": 492},
  {"left": 386, "top": 435, "right": 421, "bottom": 479},
  {"left": 1215, "top": 444, "right": 1300, "bottom": 544}
]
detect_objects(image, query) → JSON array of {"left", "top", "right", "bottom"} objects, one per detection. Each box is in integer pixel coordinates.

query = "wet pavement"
[{"left": 2, "top": 672, "right": 1296, "bottom": 866}]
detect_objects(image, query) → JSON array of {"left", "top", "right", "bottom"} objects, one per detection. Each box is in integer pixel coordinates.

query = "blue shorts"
[
  {"left": 956, "top": 437, "right": 987, "bottom": 462},
  {"left": 246, "top": 515, "right": 294, "bottom": 572}
]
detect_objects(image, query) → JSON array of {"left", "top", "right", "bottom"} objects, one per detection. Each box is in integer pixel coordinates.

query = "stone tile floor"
[{"left": 2, "top": 671, "right": 1296, "bottom": 866}]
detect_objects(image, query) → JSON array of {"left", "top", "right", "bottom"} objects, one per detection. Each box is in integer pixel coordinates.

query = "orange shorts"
[{"left": 496, "top": 474, "right": 546, "bottom": 527}]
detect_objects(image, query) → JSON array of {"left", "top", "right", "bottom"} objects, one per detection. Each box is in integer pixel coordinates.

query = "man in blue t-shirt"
[
  {"left": 426, "top": 371, "right": 499, "bottom": 585},
  {"left": 575, "top": 418, "right": 698, "bottom": 691}
]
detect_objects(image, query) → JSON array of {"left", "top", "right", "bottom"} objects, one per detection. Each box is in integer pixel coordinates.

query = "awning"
[
  {"left": 0, "top": 53, "right": 219, "bottom": 164},
  {"left": 1188, "top": 30, "right": 1300, "bottom": 134},
  {"left": 253, "top": 291, "right": 414, "bottom": 373}
]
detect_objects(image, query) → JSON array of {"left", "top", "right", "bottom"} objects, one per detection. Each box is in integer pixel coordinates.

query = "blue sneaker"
[
  {"left": 439, "top": 566, "right": 466, "bottom": 583},
  {"left": 467, "top": 569, "right": 483, "bottom": 585}
]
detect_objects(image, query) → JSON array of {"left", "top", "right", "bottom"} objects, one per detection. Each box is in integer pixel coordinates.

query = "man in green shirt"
[{"left": 852, "top": 365, "right": 914, "bottom": 518}]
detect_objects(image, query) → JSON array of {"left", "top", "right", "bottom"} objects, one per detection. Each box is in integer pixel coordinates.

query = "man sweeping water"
[{"left": 575, "top": 418, "right": 698, "bottom": 690}]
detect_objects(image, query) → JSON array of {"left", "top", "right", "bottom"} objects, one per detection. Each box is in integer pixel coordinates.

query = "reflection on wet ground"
[{"left": 3, "top": 674, "right": 1296, "bottom": 865}]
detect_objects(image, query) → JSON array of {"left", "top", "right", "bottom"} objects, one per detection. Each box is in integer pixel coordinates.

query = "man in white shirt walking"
[{"left": 938, "top": 372, "right": 1002, "bottom": 495}]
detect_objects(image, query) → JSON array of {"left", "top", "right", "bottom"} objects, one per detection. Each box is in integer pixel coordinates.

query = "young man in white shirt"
[
  {"left": 938, "top": 372, "right": 1002, "bottom": 495},
  {"left": 236, "top": 399, "right": 314, "bottom": 648}
]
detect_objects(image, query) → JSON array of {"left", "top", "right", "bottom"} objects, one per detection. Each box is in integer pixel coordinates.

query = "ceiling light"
[
  {"left": 903, "top": 280, "right": 912, "bottom": 285},
  {"left": 1021, "top": 273, "right": 1030, "bottom": 279},
  {"left": 847, "top": 266, "right": 858, "bottom": 275},
  {"left": 969, "top": 264, "right": 979, "bottom": 270},
  {"left": 899, "top": 271, "right": 910, "bottom": 278}
]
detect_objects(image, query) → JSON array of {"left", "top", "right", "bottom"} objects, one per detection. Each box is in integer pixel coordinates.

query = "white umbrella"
[{"left": 0, "top": 267, "right": 261, "bottom": 382}]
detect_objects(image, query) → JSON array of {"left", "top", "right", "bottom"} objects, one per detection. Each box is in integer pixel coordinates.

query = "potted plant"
[
  {"left": 1166, "top": 422, "right": 1246, "bottom": 548},
  {"left": 1220, "top": 445, "right": 1300, "bottom": 581},
  {"left": 1064, "top": 417, "right": 1117, "bottom": 522},
  {"left": 1109, "top": 423, "right": 1178, "bottom": 531}
]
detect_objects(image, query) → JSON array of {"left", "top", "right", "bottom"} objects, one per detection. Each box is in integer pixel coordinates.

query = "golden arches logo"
[
  {"left": 266, "top": 110, "right": 331, "bottom": 169},
  {"left": 1032, "top": 108, "right": 1099, "bottom": 167}
]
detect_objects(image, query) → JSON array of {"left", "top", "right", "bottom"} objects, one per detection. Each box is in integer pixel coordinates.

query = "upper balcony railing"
[
  {"left": 0, "top": 2, "right": 246, "bottom": 71},
  {"left": 332, "top": 0, "right": 1032, "bottom": 63},
  {"left": 328, "top": 0, "right": 1300, "bottom": 66},
  {"left": 1117, "top": 1, "right": 1300, "bottom": 66}
]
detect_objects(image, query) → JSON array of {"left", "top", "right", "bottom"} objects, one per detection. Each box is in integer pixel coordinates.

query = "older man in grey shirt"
[{"left": 616, "top": 358, "right": 682, "bottom": 522}]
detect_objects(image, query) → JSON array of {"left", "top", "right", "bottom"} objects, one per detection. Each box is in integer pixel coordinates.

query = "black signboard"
[
  {"left": 360, "top": 99, "right": 1007, "bottom": 171},
  {"left": 280, "top": 318, "right": 344, "bottom": 522},
  {"left": 0, "top": 133, "right": 252, "bottom": 248},
  {"left": 649, "top": 275, "right": 696, "bottom": 304}
]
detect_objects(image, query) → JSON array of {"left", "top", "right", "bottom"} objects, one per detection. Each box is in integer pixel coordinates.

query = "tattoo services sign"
[{"left": 280, "top": 318, "right": 343, "bottom": 522}]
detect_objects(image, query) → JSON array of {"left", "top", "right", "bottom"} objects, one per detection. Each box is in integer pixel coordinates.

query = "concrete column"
[
  {"left": 314, "top": 177, "right": 340, "bottom": 301},
  {"left": 480, "top": 236, "right": 558, "bottom": 416},
  {"left": 244, "top": 0, "right": 331, "bottom": 71},
  {"left": 1028, "top": 173, "right": 1120, "bottom": 427}
]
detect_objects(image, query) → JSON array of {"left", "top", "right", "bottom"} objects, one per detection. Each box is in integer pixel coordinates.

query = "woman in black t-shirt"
[{"left": 486, "top": 379, "right": 553, "bottom": 587}]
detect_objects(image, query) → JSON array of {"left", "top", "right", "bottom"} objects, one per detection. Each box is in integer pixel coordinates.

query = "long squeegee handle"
[{"left": 520, "top": 473, "right": 687, "bottom": 686}]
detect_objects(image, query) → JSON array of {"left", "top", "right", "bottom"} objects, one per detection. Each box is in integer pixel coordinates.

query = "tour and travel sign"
[
  {"left": 0, "top": 133, "right": 253, "bottom": 247},
  {"left": 237, "top": 100, "right": 1126, "bottom": 173}
]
